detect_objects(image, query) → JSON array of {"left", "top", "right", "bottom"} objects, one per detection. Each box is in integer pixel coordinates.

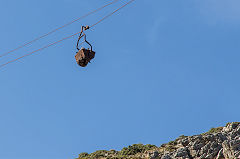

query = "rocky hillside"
[{"left": 76, "top": 122, "right": 240, "bottom": 159}]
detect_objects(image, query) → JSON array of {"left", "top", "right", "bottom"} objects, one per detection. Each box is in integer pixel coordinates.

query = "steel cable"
[
  {"left": 0, "top": 0, "right": 120, "bottom": 58},
  {"left": 0, "top": 0, "right": 136, "bottom": 69},
  {"left": 90, "top": 0, "right": 136, "bottom": 28}
]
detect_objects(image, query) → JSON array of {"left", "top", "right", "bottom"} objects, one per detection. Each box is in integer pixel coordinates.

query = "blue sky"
[{"left": 0, "top": 0, "right": 240, "bottom": 159}]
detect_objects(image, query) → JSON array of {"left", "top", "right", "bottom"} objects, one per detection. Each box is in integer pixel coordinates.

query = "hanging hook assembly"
[{"left": 75, "top": 26, "right": 95, "bottom": 67}]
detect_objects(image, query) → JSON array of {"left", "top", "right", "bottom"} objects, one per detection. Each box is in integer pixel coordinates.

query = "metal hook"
[{"left": 76, "top": 26, "right": 92, "bottom": 51}]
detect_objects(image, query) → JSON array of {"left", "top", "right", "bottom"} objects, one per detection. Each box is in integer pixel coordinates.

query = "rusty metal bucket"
[{"left": 75, "top": 48, "right": 95, "bottom": 67}]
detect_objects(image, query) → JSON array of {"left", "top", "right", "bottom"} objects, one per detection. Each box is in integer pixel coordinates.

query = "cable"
[
  {"left": 0, "top": 0, "right": 136, "bottom": 69},
  {"left": 0, "top": 32, "right": 81, "bottom": 68},
  {"left": 0, "top": 0, "right": 120, "bottom": 58},
  {"left": 90, "top": 0, "right": 136, "bottom": 28}
]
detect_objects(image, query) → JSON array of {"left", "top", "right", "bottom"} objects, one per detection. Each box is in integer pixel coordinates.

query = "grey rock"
[
  {"left": 216, "top": 148, "right": 224, "bottom": 159},
  {"left": 174, "top": 148, "right": 189, "bottom": 157},
  {"left": 84, "top": 122, "right": 240, "bottom": 159},
  {"left": 148, "top": 150, "right": 160, "bottom": 159},
  {"left": 160, "top": 122, "right": 240, "bottom": 159},
  {"left": 161, "top": 154, "right": 172, "bottom": 159},
  {"left": 222, "top": 139, "right": 240, "bottom": 159}
]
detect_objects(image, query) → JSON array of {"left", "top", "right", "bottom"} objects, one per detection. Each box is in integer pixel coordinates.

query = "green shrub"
[
  {"left": 120, "top": 144, "right": 157, "bottom": 156},
  {"left": 77, "top": 152, "right": 89, "bottom": 159},
  {"left": 226, "top": 122, "right": 240, "bottom": 127},
  {"left": 89, "top": 150, "right": 108, "bottom": 158},
  {"left": 207, "top": 127, "right": 223, "bottom": 134},
  {"left": 179, "top": 135, "right": 187, "bottom": 139},
  {"left": 77, "top": 144, "right": 157, "bottom": 159}
]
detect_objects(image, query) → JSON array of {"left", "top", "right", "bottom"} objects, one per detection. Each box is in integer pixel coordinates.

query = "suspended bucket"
[
  {"left": 75, "top": 26, "right": 95, "bottom": 67},
  {"left": 75, "top": 48, "right": 95, "bottom": 67}
]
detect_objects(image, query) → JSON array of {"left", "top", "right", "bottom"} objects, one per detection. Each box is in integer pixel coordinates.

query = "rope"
[
  {"left": 0, "top": 0, "right": 120, "bottom": 58},
  {"left": 0, "top": 0, "right": 136, "bottom": 69}
]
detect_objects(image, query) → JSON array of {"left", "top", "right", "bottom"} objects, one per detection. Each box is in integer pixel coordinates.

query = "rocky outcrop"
[
  {"left": 156, "top": 122, "right": 240, "bottom": 159},
  {"left": 77, "top": 122, "right": 240, "bottom": 159}
]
